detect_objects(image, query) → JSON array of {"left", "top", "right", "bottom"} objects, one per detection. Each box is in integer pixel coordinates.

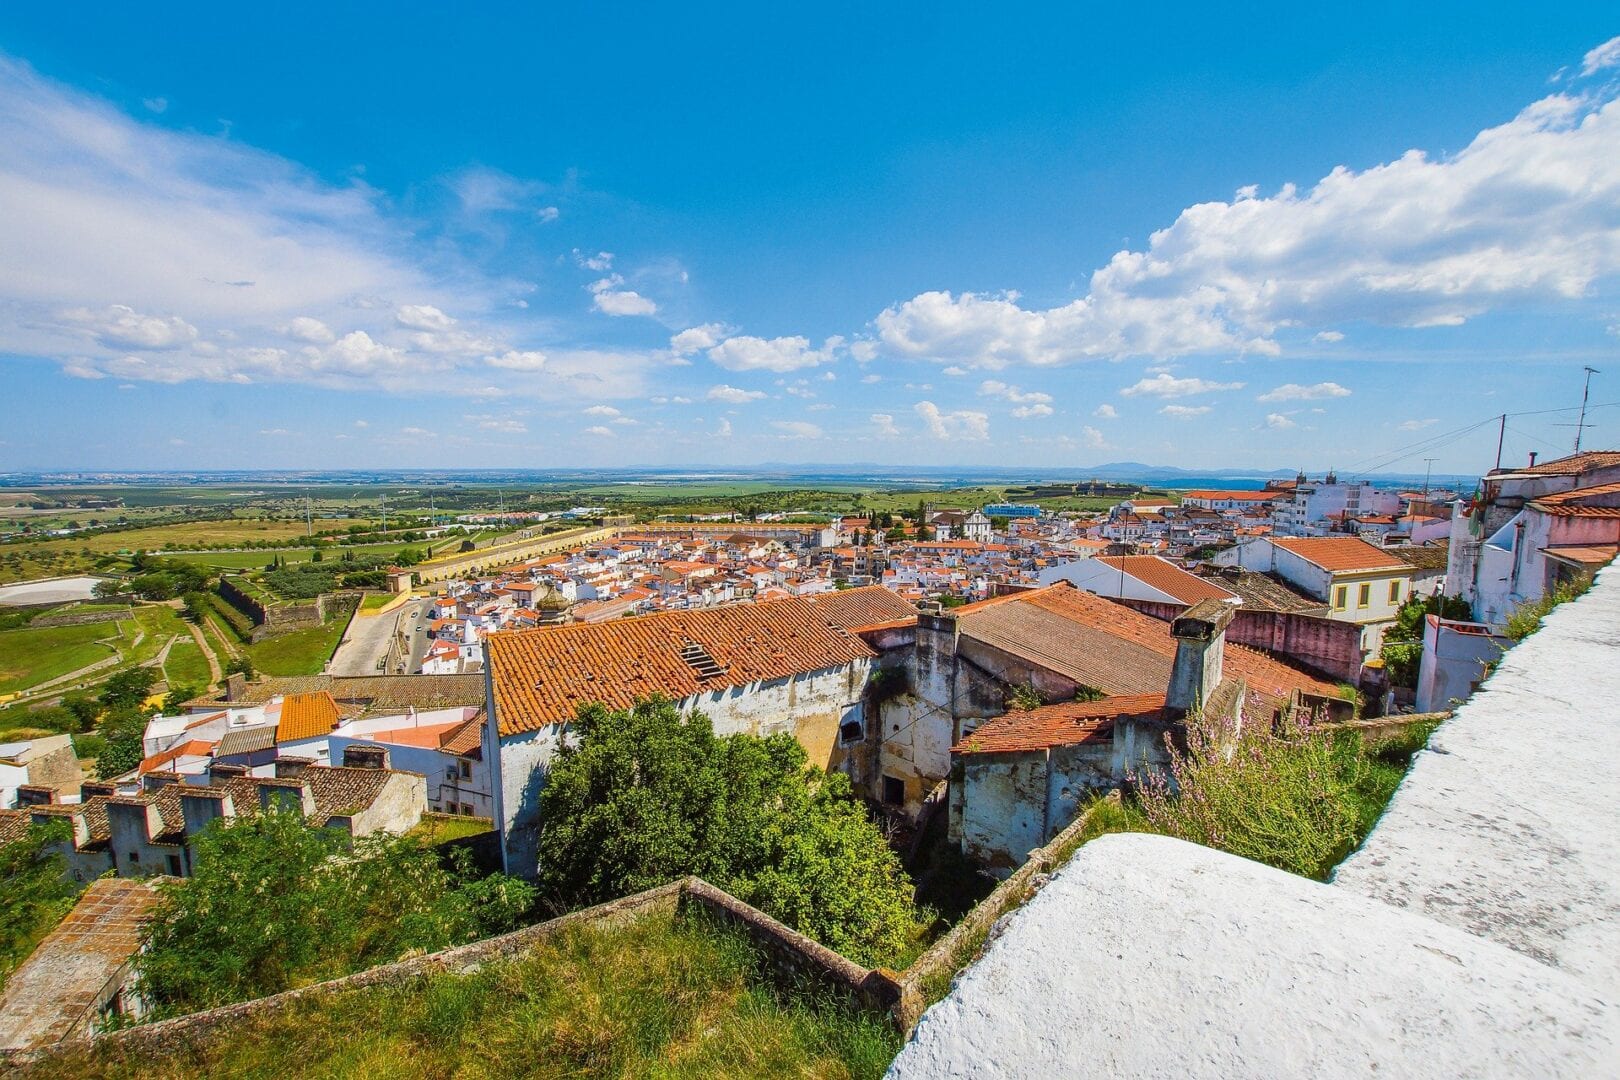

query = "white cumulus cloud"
[
  {"left": 707, "top": 334, "right": 839, "bottom": 372},
  {"left": 707, "top": 384, "right": 766, "bottom": 404},
  {"left": 772, "top": 420, "right": 823, "bottom": 438},
  {"left": 1257, "top": 381, "right": 1351, "bottom": 402},
  {"left": 1160, "top": 404, "right": 1212, "bottom": 418},
  {"left": 1093, "top": 403, "right": 1118, "bottom": 418},
  {"left": 915, "top": 401, "right": 990, "bottom": 441},
  {"left": 1121, "top": 374, "right": 1245, "bottom": 398},
  {"left": 1264, "top": 412, "right": 1297, "bottom": 429},
  {"left": 870, "top": 67, "right": 1620, "bottom": 366}
]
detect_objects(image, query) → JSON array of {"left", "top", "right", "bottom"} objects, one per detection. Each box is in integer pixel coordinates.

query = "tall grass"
[
  {"left": 30, "top": 912, "right": 900, "bottom": 1080},
  {"left": 1135, "top": 704, "right": 1442, "bottom": 880}
]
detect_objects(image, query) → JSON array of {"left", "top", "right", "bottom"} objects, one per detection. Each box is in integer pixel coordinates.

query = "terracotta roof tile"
[
  {"left": 1508, "top": 450, "right": 1620, "bottom": 476},
  {"left": 1271, "top": 536, "right": 1409, "bottom": 573},
  {"left": 957, "top": 583, "right": 1336, "bottom": 705},
  {"left": 275, "top": 691, "right": 342, "bottom": 743},
  {"left": 486, "top": 597, "right": 876, "bottom": 737},
  {"left": 803, "top": 585, "right": 919, "bottom": 632},
  {"left": 1094, "top": 555, "right": 1240, "bottom": 605},
  {"left": 952, "top": 694, "right": 1168, "bottom": 754}
]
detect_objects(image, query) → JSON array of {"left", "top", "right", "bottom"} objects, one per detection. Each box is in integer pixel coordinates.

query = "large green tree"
[{"left": 535, "top": 698, "right": 917, "bottom": 967}]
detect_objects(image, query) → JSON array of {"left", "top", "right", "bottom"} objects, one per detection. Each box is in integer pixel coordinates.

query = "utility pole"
[
  {"left": 1575, "top": 366, "right": 1600, "bottom": 453},
  {"left": 305, "top": 493, "right": 313, "bottom": 537},
  {"left": 1493, "top": 414, "right": 1506, "bottom": 471},
  {"left": 1422, "top": 458, "right": 1436, "bottom": 495},
  {"left": 380, "top": 494, "right": 387, "bottom": 536}
]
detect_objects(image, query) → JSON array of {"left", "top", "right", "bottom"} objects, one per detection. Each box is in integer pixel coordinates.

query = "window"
[
  {"left": 882, "top": 775, "right": 905, "bottom": 806},
  {"left": 167, "top": 854, "right": 183, "bottom": 877},
  {"left": 1333, "top": 586, "right": 1347, "bottom": 610},
  {"left": 458, "top": 759, "right": 473, "bottom": 779},
  {"left": 838, "top": 703, "right": 865, "bottom": 746},
  {"left": 1357, "top": 583, "right": 1371, "bottom": 608},
  {"left": 1389, "top": 581, "right": 1402, "bottom": 604},
  {"left": 127, "top": 851, "right": 139, "bottom": 864}
]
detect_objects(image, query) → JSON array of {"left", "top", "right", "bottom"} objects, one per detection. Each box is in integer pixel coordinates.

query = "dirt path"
[{"left": 184, "top": 619, "right": 225, "bottom": 684}]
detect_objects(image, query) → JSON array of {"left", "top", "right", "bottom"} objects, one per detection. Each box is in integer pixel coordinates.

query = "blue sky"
[{"left": 3, "top": 4, "right": 1619, "bottom": 474}]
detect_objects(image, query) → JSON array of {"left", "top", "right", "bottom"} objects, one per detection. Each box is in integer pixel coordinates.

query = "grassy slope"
[
  {"left": 243, "top": 616, "right": 348, "bottom": 676},
  {"left": 35, "top": 913, "right": 900, "bottom": 1080},
  {"left": 162, "top": 634, "right": 212, "bottom": 692},
  {"left": 0, "top": 620, "right": 120, "bottom": 694}
]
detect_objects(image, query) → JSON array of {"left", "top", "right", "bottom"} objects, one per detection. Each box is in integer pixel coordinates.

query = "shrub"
[
  {"left": 1505, "top": 580, "right": 1590, "bottom": 642},
  {"left": 1134, "top": 702, "right": 1397, "bottom": 880},
  {"left": 137, "top": 810, "right": 535, "bottom": 1013}
]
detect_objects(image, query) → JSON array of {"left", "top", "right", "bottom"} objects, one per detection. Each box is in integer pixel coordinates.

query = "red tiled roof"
[
  {"left": 137, "top": 739, "right": 215, "bottom": 775},
  {"left": 439, "top": 714, "right": 485, "bottom": 756},
  {"left": 1179, "top": 490, "right": 1280, "bottom": 502},
  {"left": 276, "top": 691, "right": 342, "bottom": 743},
  {"left": 1529, "top": 481, "right": 1620, "bottom": 515},
  {"left": 1271, "top": 536, "right": 1409, "bottom": 573},
  {"left": 952, "top": 694, "right": 1167, "bottom": 754},
  {"left": 803, "top": 585, "right": 918, "bottom": 632},
  {"left": 354, "top": 720, "right": 465, "bottom": 750},
  {"left": 1507, "top": 450, "right": 1620, "bottom": 477},
  {"left": 486, "top": 597, "right": 877, "bottom": 737},
  {"left": 1094, "top": 555, "right": 1240, "bottom": 605},
  {"left": 955, "top": 583, "right": 1335, "bottom": 705},
  {"left": 1542, "top": 544, "right": 1620, "bottom": 566}
]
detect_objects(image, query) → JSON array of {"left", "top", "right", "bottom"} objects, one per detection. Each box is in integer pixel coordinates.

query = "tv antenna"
[
  {"left": 1554, "top": 366, "right": 1601, "bottom": 452},
  {"left": 1422, "top": 458, "right": 1436, "bottom": 495}
]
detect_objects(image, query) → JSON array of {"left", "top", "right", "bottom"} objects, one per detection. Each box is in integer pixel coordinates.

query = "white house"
[
  {"left": 1214, "top": 535, "right": 1416, "bottom": 650},
  {"left": 1271, "top": 475, "right": 1402, "bottom": 537},
  {"left": 1036, "top": 554, "right": 1241, "bottom": 607},
  {"left": 484, "top": 596, "right": 881, "bottom": 875}
]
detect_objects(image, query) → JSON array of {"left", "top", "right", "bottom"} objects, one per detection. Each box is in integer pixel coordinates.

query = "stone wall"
[
  {"left": 411, "top": 526, "right": 617, "bottom": 585},
  {"left": 11, "top": 876, "right": 908, "bottom": 1068},
  {"left": 1110, "top": 596, "right": 1366, "bottom": 682},
  {"left": 27, "top": 609, "right": 132, "bottom": 629}
]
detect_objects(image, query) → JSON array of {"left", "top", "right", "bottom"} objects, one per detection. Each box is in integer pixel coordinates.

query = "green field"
[
  {"left": 162, "top": 633, "right": 213, "bottom": 692},
  {"left": 0, "top": 620, "right": 120, "bottom": 695},
  {"left": 243, "top": 615, "right": 349, "bottom": 677}
]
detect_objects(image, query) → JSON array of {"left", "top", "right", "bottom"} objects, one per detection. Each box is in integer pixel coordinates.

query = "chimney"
[
  {"left": 1528, "top": 451, "right": 1539, "bottom": 468},
  {"left": 31, "top": 807, "right": 89, "bottom": 849},
  {"left": 14, "top": 784, "right": 56, "bottom": 807},
  {"left": 180, "top": 788, "right": 236, "bottom": 837},
  {"left": 225, "top": 672, "right": 247, "bottom": 702},
  {"left": 105, "top": 796, "right": 163, "bottom": 847},
  {"left": 142, "top": 771, "right": 181, "bottom": 793},
  {"left": 342, "top": 744, "right": 390, "bottom": 770},
  {"left": 80, "top": 781, "right": 118, "bottom": 801},
  {"left": 274, "top": 756, "right": 315, "bottom": 779},
  {"left": 208, "top": 762, "right": 248, "bottom": 785},
  {"left": 1167, "top": 599, "right": 1237, "bottom": 716},
  {"left": 257, "top": 779, "right": 316, "bottom": 817}
]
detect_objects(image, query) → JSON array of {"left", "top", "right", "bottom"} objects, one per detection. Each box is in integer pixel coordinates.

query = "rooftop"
[
  {"left": 1496, "top": 449, "right": 1620, "bottom": 478},
  {"left": 275, "top": 690, "right": 342, "bottom": 743},
  {"left": 951, "top": 694, "right": 1168, "bottom": 754},
  {"left": 486, "top": 596, "right": 877, "bottom": 737},
  {"left": 1271, "top": 535, "right": 1410, "bottom": 573},
  {"left": 953, "top": 583, "right": 1335, "bottom": 705},
  {"left": 1094, "top": 555, "right": 1239, "bottom": 605},
  {"left": 0, "top": 879, "right": 159, "bottom": 1051}
]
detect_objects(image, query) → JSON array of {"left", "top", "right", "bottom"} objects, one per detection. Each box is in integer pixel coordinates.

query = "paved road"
[{"left": 328, "top": 601, "right": 408, "bottom": 676}]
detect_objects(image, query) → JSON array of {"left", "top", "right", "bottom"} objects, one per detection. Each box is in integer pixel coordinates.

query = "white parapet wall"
[{"left": 889, "top": 563, "right": 1620, "bottom": 1078}]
